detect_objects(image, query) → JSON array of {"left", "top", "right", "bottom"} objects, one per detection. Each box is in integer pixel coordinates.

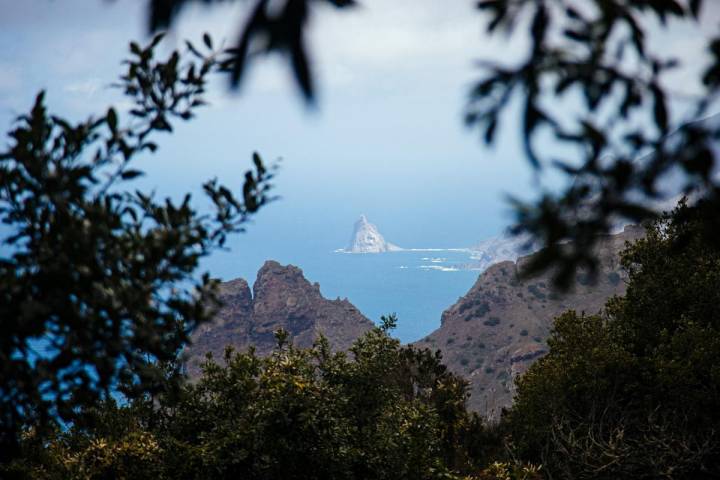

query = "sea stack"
[{"left": 343, "top": 215, "right": 402, "bottom": 253}]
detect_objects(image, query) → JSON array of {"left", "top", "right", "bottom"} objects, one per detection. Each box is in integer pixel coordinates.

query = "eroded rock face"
[
  {"left": 187, "top": 278, "right": 254, "bottom": 372},
  {"left": 250, "top": 261, "right": 320, "bottom": 351},
  {"left": 184, "top": 261, "right": 374, "bottom": 376},
  {"left": 414, "top": 225, "right": 644, "bottom": 420}
]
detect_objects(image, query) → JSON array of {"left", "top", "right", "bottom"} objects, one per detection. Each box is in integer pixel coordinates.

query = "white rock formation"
[{"left": 342, "top": 215, "right": 402, "bottom": 253}]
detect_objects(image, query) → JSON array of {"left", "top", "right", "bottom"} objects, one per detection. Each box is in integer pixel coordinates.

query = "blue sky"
[
  {"left": 0, "top": 1, "right": 531, "bottom": 247},
  {"left": 1, "top": 0, "right": 717, "bottom": 284}
]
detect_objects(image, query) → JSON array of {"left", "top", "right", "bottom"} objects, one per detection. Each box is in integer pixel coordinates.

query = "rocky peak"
[
  {"left": 342, "top": 215, "right": 402, "bottom": 253},
  {"left": 217, "top": 278, "right": 253, "bottom": 313},
  {"left": 254, "top": 260, "right": 321, "bottom": 304},
  {"left": 184, "top": 261, "right": 374, "bottom": 376},
  {"left": 251, "top": 261, "right": 327, "bottom": 348}
]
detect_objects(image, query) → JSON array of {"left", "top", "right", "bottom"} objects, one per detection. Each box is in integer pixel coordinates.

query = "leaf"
[
  {"left": 121, "top": 169, "right": 144, "bottom": 180},
  {"left": 523, "top": 99, "right": 544, "bottom": 168},
  {"left": 564, "top": 29, "right": 589, "bottom": 43},
  {"left": 683, "top": 146, "right": 713, "bottom": 178},
  {"left": 665, "top": 0, "right": 686, "bottom": 16},
  {"left": 565, "top": 6, "right": 582, "bottom": 20},
  {"left": 651, "top": 84, "right": 668, "bottom": 133},
  {"left": 202, "top": 33, "right": 213, "bottom": 50},
  {"left": 690, "top": 0, "right": 703, "bottom": 18},
  {"left": 185, "top": 40, "right": 203, "bottom": 59},
  {"left": 150, "top": 32, "right": 165, "bottom": 48},
  {"left": 580, "top": 120, "right": 606, "bottom": 154},
  {"left": 624, "top": 13, "right": 646, "bottom": 58},
  {"left": 229, "top": 0, "right": 264, "bottom": 89},
  {"left": 107, "top": 108, "right": 118, "bottom": 133},
  {"left": 290, "top": 37, "right": 315, "bottom": 103},
  {"left": 486, "top": 5, "right": 508, "bottom": 33},
  {"left": 484, "top": 116, "right": 498, "bottom": 144},
  {"left": 477, "top": 0, "right": 502, "bottom": 10},
  {"left": 252, "top": 152, "right": 265, "bottom": 175},
  {"left": 530, "top": 3, "right": 549, "bottom": 46},
  {"left": 148, "top": 0, "right": 178, "bottom": 32},
  {"left": 324, "top": 0, "right": 356, "bottom": 7},
  {"left": 143, "top": 142, "right": 158, "bottom": 153}
]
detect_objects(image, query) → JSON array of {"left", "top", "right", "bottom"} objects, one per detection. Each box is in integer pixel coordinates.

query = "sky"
[
  {"left": 0, "top": 1, "right": 531, "bottom": 252},
  {"left": 1, "top": 0, "right": 718, "bottom": 285}
]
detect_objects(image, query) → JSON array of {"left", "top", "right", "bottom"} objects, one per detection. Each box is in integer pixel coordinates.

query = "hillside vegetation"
[{"left": 7, "top": 203, "right": 720, "bottom": 479}]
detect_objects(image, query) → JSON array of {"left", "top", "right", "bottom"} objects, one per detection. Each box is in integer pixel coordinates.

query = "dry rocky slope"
[
  {"left": 414, "top": 225, "right": 644, "bottom": 420},
  {"left": 184, "top": 260, "right": 374, "bottom": 376}
]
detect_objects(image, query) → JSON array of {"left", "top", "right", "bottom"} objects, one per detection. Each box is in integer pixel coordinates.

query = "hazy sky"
[{"left": 1, "top": 0, "right": 717, "bottom": 281}]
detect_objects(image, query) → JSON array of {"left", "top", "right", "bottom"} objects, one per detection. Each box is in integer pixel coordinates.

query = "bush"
[
  {"left": 9, "top": 319, "right": 492, "bottom": 480},
  {"left": 483, "top": 317, "right": 501, "bottom": 327},
  {"left": 527, "top": 285, "right": 546, "bottom": 301},
  {"left": 503, "top": 203, "right": 720, "bottom": 478},
  {"left": 475, "top": 461, "right": 542, "bottom": 480},
  {"left": 0, "top": 35, "right": 274, "bottom": 460}
]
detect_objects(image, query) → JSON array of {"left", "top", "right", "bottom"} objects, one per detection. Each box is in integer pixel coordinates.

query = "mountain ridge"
[
  {"left": 184, "top": 260, "right": 375, "bottom": 376},
  {"left": 413, "top": 224, "right": 644, "bottom": 419}
]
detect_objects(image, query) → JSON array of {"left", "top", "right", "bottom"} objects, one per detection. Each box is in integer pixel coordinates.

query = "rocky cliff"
[
  {"left": 341, "top": 215, "right": 402, "bottom": 253},
  {"left": 414, "top": 225, "right": 645, "bottom": 419},
  {"left": 184, "top": 261, "right": 375, "bottom": 376}
]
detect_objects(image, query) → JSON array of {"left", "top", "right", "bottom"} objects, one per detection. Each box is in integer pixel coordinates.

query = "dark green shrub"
[{"left": 483, "top": 317, "right": 501, "bottom": 327}]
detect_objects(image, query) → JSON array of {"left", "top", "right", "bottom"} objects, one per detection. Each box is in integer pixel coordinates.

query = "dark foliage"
[
  {"left": 7, "top": 318, "right": 494, "bottom": 480},
  {"left": 147, "top": 0, "right": 357, "bottom": 103},
  {"left": 468, "top": 0, "right": 720, "bottom": 287},
  {"left": 504, "top": 202, "right": 720, "bottom": 478},
  {"left": 0, "top": 34, "right": 275, "bottom": 461}
]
